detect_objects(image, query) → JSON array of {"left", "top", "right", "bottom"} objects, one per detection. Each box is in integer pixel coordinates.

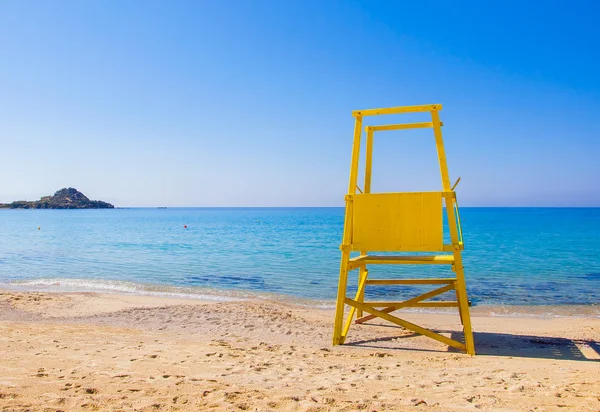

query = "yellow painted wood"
[
  {"left": 345, "top": 298, "right": 466, "bottom": 351},
  {"left": 365, "top": 301, "right": 460, "bottom": 307},
  {"left": 431, "top": 110, "right": 452, "bottom": 191},
  {"left": 364, "top": 128, "right": 373, "bottom": 194},
  {"left": 367, "top": 121, "right": 443, "bottom": 132},
  {"left": 351, "top": 192, "right": 444, "bottom": 252},
  {"left": 443, "top": 243, "right": 464, "bottom": 252},
  {"left": 355, "top": 283, "right": 455, "bottom": 324},
  {"left": 341, "top": 270, "right": 368, "bottom": 340},
  {"left": 350, "top": 255, "right": 454, "bottom": 263},
  {"left": 357, "top": 129, "right": 373, "bottom": 319},
  {"left": 353, "top": 104, "right": 442, "bottom": 117},
  {"left": 333, "top": 104, "right": 475, "bottom": 355},
  {"left": 431, "top": 110, "right": 475, "bottom": 355},
  {"left": 348, "top": 254, "right": 454, "bottom": 270},
  {"left": 454, "top": 261, "right": 474, "bottom": 354},
  {"left": 365, "top": 278, "right": 455, "bottom": 285},
  {"left": 357, "top": 267, "right": 368, "bottom": 318},
  {"left": 333, "top": 115, "right": 363, "bottom": 346}
]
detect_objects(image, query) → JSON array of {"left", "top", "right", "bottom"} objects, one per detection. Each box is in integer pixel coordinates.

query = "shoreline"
[
  {"left": 0, "top": 289, "right": 599, "bottom": 411},
  {"left": 2, "top": 280, "right": 599, "bottom": 319}
]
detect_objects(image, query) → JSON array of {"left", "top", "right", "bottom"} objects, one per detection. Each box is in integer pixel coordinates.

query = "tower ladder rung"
[
  {"left": 349, "top": 254, "right": 455, "bottom": 266},
  {"left": 365, "top": 278, "right": 456, "bottom": 285}
]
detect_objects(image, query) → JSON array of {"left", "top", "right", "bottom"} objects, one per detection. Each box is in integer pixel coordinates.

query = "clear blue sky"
[{"left": 1, "top": 0, "right": 599, "bottom": 207}]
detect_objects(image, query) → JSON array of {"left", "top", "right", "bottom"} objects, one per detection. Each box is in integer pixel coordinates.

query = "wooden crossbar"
[
  {"left": 348, "top": 255, "right": 454, "bottom": 271},
  {"left": 352, "top": 104, "right": 442, "bottom": 117},
  {"left": 355, "top": 283, "right": 456, "bottom": 324},
  {"left": 348, "top": 256, "right": 455, "bottom": 271},
  {"left": 365, "top": 301, "right": 460, "bottom": 307},
  {"left": 366, "top": 122, "right": 444, "bottom": 132},
  {"left": 345, "top": 298, "right": 466, "bottom": 351},
  {"left": 348, "top": 253, "right": 462, "bottom": 270},
  {"left": 349, "top": 255, "right": 455, "bottom": 264},
  {"left": 365, "top": 278, "right": 455, "bottom": 285}
]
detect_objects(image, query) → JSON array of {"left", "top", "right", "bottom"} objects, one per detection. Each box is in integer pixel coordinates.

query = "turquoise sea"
[{"left": 1, "top": 208, "right": 599, "bottom": 311}]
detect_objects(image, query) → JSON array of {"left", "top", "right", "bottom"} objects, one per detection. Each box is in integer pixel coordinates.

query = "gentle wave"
[
  {"left": 2, "top": 277, "right": 337, "bottom": 308},
  {"left": 3, "top": 278, "right": 599, "bottom": 318},
  {"left": 3, "top": 278, "right": 246, "bottom": 302}
]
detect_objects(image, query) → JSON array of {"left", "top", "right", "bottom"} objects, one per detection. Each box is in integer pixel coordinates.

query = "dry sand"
[{"left": 0, "top": 289, "right": 598, "bottom": 411}]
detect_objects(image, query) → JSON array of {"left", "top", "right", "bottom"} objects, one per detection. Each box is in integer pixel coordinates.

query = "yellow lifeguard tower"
[{"left": 332, "top": 104, "right": 475, "bottom": 355}]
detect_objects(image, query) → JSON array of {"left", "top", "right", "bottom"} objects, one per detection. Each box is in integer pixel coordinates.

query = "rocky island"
[{"left": 0, "top": 188, "right": 114, "bottom": 209}]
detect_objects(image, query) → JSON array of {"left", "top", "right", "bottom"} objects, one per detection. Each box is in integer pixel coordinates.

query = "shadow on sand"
[{"left": 346, "top": 326, "right": 599, "bottom": 362}]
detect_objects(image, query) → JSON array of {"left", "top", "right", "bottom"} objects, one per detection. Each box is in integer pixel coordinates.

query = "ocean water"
[{"left": 0, "top": 208, "right": 599, "bottom": 309}]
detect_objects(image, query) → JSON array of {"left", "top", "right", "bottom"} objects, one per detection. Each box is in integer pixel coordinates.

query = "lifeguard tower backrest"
[
  {"left": 351, "top": 192, "right": 444, "bottom": 252},
  {"left": 347, "top": 104, "right": 452, "bottom": 253}
]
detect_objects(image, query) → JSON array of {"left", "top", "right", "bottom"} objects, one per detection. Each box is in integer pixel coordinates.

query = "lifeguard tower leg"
[
  {"left": 342, "top": 268, "right": 369, "bottom": 339},
  {"left": 454, "top": 257, "right": 475, "bottom": 355},
  {"left": 333, "top": 114, "right": 363, "bottom": 346},
  {"left": 431, "top": 108, "right": 476, "bottom": 355},
  {"left": 333, "top": 250, "right": 351, "bottom": 345},
  {"left": 357, "top": 128, "right": 374, "bottom": 319}
]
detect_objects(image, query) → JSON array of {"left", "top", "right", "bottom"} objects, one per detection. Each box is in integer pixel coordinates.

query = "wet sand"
[{"left": 0, "top": 290, "right": 599, "bottom": 411}]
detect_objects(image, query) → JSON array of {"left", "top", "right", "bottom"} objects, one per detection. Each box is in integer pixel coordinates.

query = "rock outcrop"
[{"left": 0, "top": 188, "right": 114, "bottom": 209}]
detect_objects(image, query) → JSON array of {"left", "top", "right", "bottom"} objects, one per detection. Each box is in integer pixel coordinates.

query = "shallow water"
[{"left": 1, "top": 208, "right": 599, "bottom": 309}]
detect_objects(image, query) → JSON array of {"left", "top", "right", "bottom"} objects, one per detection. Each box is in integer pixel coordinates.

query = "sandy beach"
[{"left": 0, "top": 290, "right": 598, "bottom": 411}]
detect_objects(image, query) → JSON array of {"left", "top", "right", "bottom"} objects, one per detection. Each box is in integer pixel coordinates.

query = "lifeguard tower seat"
[{"left": 332, "top": 104, "right": 475, "bottom": 355}]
